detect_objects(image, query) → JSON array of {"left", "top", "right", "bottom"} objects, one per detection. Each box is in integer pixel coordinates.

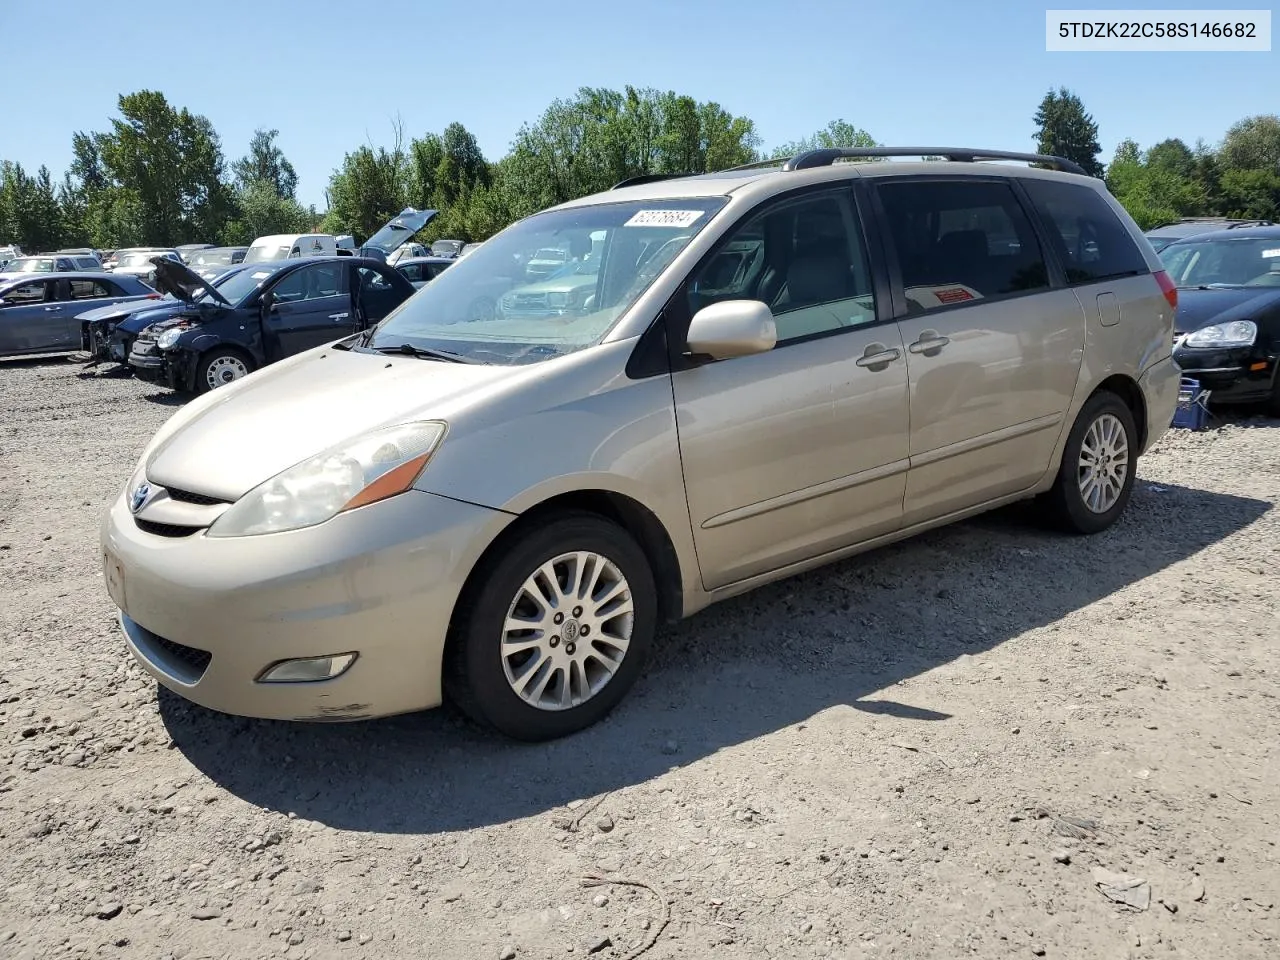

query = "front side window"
[
  {"left": 0, "top": 281, "right": 50, "bottom": 305},
  {"left": 687, "top": 189, "right": 876, "bottom": 342},
  {"left": 1022, "top": 179, "right": 1149, "bottom": 284},
  {"left": 877, "top": 179, "right": 1049, "bottom": 313},
  {"left": 270, "top": 263, "right": 348, "bottom": 303},
  {"left": 1160, "top": 237, "right": 1280, "bottom": 287},
  {"left": 368, "top": 197, "right": 727, "bottom": 364}
]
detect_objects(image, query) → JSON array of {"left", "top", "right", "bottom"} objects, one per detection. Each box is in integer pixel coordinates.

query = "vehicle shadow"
[
  {"left": 160, "top": 480, "right": 1271, "bottom": 835},
  {"left": 0, "top": 354, "right": 78, "bottom": 369},
  {"left": 141, "top": 391, "right": 186, "bottom": 407}
]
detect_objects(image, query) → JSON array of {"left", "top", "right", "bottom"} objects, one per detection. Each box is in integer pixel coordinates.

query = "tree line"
[{"left": 1, "top": 86, "right": 1278, "bottom": 254}]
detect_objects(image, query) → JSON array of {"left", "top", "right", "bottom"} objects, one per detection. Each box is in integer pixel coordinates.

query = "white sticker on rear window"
[
  {"left": 252, "top": 271, "right": 272, "bottom": 279},
  {"left": 624, "top": 209, "right": 704, "bottom": 228},
  {"left": 1262, "top": 248, "right": 1280, "bottom": 258}
]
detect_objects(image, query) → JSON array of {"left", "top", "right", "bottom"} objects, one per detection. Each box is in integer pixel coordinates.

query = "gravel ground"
[{"left": 1, "top": 356, "right": 1278, "bottom": 960}]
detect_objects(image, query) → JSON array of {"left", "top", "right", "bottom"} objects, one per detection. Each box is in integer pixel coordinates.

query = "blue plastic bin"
[{"left": 1172, "top": 378, "right": 1210, "bottom": 430}]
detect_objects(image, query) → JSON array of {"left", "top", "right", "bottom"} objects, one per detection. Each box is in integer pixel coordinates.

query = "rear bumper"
[{"left": 1139, "top": 355, "right": 1179, "bottom": 453}]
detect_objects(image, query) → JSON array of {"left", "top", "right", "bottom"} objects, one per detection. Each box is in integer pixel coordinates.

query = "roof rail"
[
  {"left": 774, "top": 147, "right": 1088, "bottom": 176},
  {"left": 724, "top": 157, "right": 790, "bottom": 172},
  {"left": 1225, "top": 219, "right": 1275, "bottom": 229},
  {"left": 611, "top": 173, "right": 695, "bottom": 190}
]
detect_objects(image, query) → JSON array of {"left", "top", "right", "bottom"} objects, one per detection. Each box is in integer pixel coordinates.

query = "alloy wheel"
[{"left": 1077, "top": 412, "right": 1129, "bottom": 514}]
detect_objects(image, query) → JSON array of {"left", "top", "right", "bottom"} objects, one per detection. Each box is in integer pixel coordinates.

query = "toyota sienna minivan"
[{"left": 101, "top": 147, "right": 1180, "bottom": 740}]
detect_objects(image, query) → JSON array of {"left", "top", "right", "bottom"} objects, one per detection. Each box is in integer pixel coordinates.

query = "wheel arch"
[{"left": 1092, "top": 373, "right": 1148, "bottom": 452}]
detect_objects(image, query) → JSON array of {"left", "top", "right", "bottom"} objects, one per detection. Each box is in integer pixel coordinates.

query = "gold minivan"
[{"left": 102, "top": 148, "right": 1180, "bottom": 740}]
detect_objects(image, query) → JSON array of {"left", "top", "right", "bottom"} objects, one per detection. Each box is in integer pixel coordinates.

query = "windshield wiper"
[{"left": 373, "top": 342, "right": 474, "bottom": 363}]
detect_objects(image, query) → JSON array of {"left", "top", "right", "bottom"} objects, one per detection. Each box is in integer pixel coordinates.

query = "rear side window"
[
  {"left": 876, "top": 180, "right": 1049, "bottom": 313},
  {"left": 1021, "top": 179, "right": 1149, "bottom": 284},
  {"left": 69, "top": 280, "right": 114, "bottom": 300}
]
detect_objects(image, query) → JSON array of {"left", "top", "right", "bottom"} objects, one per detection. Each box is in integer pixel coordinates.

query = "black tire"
[
  {"left": 445, "top": 511, "right": 657, "bottom": 741},
  {"left": 194, "top": 348, "right": 254, "bottom": 394},
  {"left": 1044, "top": 391, "right": 1138, "bottom": 535}
]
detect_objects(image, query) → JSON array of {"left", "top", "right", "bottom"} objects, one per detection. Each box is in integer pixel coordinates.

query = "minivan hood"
[
  {"left": 1173, "top": 286, "right": 1280, "bottom": 334},
  {"left": 145, "top": 347, "right": 515, "bottom": 500},
  {"left": 359, "top": 208, "right": 438, "bottom": 260},
  {"left": 151, "top": 257, "right": 231, "bottom": 307}
]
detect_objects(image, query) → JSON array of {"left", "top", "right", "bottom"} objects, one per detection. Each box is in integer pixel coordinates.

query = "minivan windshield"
[
  {"left": 1159, "top": 237, "right": 1280, "bottom": 288},
  {"left": 368, "top": 197, "right": 727, "bottom": 364},
  {"left": 243, "top": 244, "right": 292, "bottom": 264}
]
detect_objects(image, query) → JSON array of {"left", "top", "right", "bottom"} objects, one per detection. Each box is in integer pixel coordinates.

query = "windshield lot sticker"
[
  {"left": 251, "top": 271, "right": 272, "bottom": 279},
  {"left": 624, "top": 210, "right": 705, "bottom": 228},
  {"left": 1262, "top": 248, "right": 1280, "bottom": 258},
  {"left": 935, "top": 287, "right": 974, "bottom": 303}
]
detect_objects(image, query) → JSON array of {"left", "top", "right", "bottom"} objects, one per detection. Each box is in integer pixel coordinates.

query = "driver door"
[
  {"left": 670, "top": 187, "right": 910, "bottom": 591},
  {"left": 264, "top": 262, "right": 353, "bottom": 357}
]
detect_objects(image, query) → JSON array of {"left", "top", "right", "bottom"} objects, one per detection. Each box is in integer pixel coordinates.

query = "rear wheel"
[
  {"left": 445, "top": 511, "right": 657, "bottom": 741},
  {"left": 196, "top": 348, "right": 254, "bottom": 393},
  {"left": 1044, "top": 391, "right": 1138, "bottom": 534}
]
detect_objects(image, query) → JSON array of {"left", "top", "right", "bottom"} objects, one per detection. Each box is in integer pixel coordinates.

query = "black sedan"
[
  {"left": 1165, "top": 225, "right": 1280, "bottom": 414},
  {"left": 130, "top": 255, "right": 417, "bottom": 393}
]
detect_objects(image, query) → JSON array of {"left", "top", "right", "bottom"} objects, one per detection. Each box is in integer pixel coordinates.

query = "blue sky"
[{"left": 4, "top": 0, "right": 1273, "bottom": 210}]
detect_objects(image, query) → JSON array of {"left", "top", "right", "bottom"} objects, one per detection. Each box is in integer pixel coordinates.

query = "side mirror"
[
  {"left": 260, "top": 291, "right": 277, "bottom": 315},
  {"left": 685, "top": 299, "right": 777, "bottom": 360}
]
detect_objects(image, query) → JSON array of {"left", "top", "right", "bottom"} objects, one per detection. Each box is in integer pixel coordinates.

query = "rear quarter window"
[{"left": 1022, "top": 179, "right": 1149, "bottom": 285}]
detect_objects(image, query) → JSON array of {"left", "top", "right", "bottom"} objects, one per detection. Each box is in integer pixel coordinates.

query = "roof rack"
[
  {"left": 776, "top": 147, "right": 1087, "bottom": 176},
  {"left": 1225, "top": 219, "right": 1275, "bottom": 229},
  {"left": 611, "top": 173, "right": 695, "bottom": 190}
]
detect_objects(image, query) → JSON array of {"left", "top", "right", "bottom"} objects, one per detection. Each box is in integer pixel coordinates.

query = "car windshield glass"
[
  {"left": 6, "top": 257, "right": 56, "bottom": 273},
  {"left": 192, "top": 250, "right": 235, "bottom": 266},
  {"left": 118, "top": 252, "right": 162, "bottom": 267},
  {"left": 209, "top": 265, "right": 278, "bottom": 305},
  {"left": 243, "top": 244, "right": 290, "bottom": 263},
  {"left": 368, "top": 197, "right": 727, "bottom": 364},
  {"left": 1159, "top": 237, "right": 1280, "bottom": 287}
]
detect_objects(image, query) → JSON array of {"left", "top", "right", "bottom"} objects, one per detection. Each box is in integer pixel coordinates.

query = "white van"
[{"left": 242, "top": 234, "right": 337, "bottom": 264}]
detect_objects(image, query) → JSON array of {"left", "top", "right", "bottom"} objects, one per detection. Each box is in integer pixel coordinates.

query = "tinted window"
[
  {"left": 1022, "top": 179, "right": 1149, "bottom": 284},
  {"left": 74, "top": 257, "right": 100, "bottom": 270},
  {"left": 877, "top": 180, "right": 1049, "bottom": 314},
  {"left": 688, "top": 190, "right": 876, "bottom": 342},
  {"left": 69, "top": 280, "right": 114, "bottom": 300},
  {"left": 271, "top": 263, "right": 348, "bottom": 303}
]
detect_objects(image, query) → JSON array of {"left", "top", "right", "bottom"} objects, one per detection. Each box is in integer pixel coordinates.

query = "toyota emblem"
[{"left": 130, "top": 482, "right": 151, "bottom": 514}]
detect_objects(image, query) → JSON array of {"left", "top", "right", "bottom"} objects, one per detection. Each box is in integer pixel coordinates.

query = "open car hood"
[
  {"left": 150, "top": 257, "right": 231, "bottom": 307},
  {"left": 359, "top": 208, "right": 438, "bottom": 260}
]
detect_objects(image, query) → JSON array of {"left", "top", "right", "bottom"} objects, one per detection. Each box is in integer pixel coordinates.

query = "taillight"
[
  {"left": 146, "top": 293, "right": 162, "bottom": 299},
  {"left": 1154, "top": 270, "right": 1177, "bottom": 310}
]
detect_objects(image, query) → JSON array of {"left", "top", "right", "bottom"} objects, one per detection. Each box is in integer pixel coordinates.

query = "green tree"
[
  {"left": 1145, "top": 138, "right": 1195, "bottom": 178},
  {"left": 771, "top": 119, "right": 876, "bottom": 159},
  {"left": 1218, "top": 114, "right": 1280, "bottom": 172},
  {"left": 323, "top": 124, "right": 409, "bottom": 240},
  {"left": 1033, "top": 87, "right": 1103, "bottom": 177},
  {"left": 93, "top": 90, "right": 235, "bottom": 244},
  {"left": 0, "top": 162, "right": 64, "bottom": 251},
  {"left": 221, "top": 181, "right": 317, "bottom": 245},
  {"left": 407, "top": 133, "right": 444, "bottom": 210},
  {"left": 232, "top": 128, "right": 298, "bottom": 199}
]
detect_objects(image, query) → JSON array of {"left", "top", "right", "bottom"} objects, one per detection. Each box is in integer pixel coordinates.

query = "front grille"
[
  {"left": 150, "top": 635, "right": 212, "bottom": 674},
  {"left": 134, "top": 519, "right": 202, "bottom": 538},
  {"left": 165, "top": 487, "right": 229, "bottom": 506}
]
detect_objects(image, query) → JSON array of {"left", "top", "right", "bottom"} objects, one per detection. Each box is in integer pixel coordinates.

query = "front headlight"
[
  {"left": 1183, "top": 320, "right": 1257, "bottom": 348},
  {"left": 156, "top": 326, "right": 187, "bottom": 350},
  {"left": 207, "top": 421, "right": 447, "bottom": 538}
]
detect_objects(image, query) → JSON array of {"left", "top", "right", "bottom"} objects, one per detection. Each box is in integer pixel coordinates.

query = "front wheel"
[
  {"left": 195, "top": 348, "right": 254, "bottom": 393},
  {"left": 1044, "top": 391, "right": 1138, "bottom": 534},
  {"left": 446, "top": 511, "right": 657, "bottom": 741}
]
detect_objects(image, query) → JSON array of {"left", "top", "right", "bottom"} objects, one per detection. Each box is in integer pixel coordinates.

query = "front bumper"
[
  {"left": 1173, "top": 342, "right": 1278, "bottom": 404},
  {"left": 101, "top": 487, "right": 512, "bottom": 721}
]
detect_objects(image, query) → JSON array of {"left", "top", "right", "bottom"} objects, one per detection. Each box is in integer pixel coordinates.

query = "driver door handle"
[
  {"left": 44, "top": 305, "right": 62, "bottom": 312},
  {"left": 329, "top": 312, "right": 350, "bottom": 320},
  {"left": 854, "top": 346, "right": 902, "bottom": 369}
]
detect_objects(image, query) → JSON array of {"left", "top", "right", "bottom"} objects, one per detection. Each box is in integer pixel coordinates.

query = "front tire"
[
  {"left": 1045, "top": 391, "right": 1138, "bottom": 534},
  {"left": 195, "top": 348, "right": 254, "bottom": 393},
  {"left": 445, "top": 511, "right": 657, "bottom": 741}
]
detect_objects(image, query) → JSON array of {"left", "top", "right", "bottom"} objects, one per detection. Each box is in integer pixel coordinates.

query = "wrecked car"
[
  {"left": 128, "top": 255, "right": 415, "bottom": 393},
  {"left": 78, "top": 263, "right": 253, "bottom": 368}
]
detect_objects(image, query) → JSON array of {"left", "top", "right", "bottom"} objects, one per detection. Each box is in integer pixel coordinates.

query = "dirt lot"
[{"left": 0, "top": 357, "right": 1277, "bottom": 960}]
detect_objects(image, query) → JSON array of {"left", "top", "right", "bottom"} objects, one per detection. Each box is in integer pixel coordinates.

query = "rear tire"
[
  {"left": 1044, "top": 391, "right": 1138, "bottom": 535},
  {"left": 445, "top": 511, "right": 657, "bottom": 741}
]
